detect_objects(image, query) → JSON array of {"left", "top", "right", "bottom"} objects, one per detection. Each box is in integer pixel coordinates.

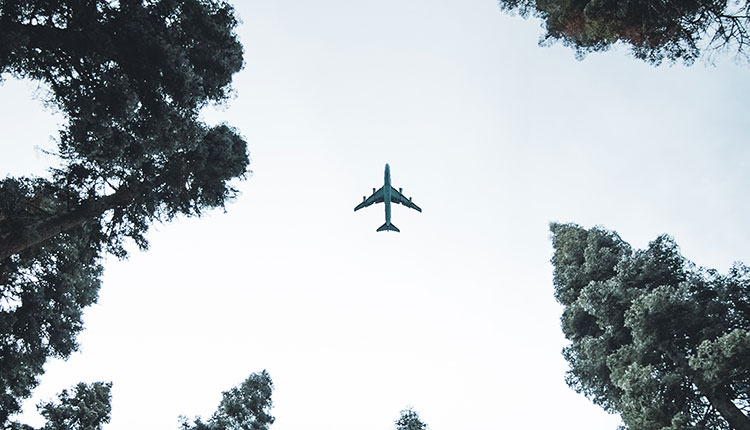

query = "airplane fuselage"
[{"left": 383, "top": 163, "right": 392, "bottom": 225}]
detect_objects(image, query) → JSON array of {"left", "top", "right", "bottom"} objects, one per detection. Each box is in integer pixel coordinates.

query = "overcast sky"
[{"left": 2, "top": 0, "right": 750, "bottom": 429}]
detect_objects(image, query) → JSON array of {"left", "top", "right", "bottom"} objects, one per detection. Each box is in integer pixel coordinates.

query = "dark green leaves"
[
  {"left": 550, "top": 223, "right": 750, "bottom": 429},
  {"left": 395, "top": 408, "right": 428, "bottom": 430},
  {"left": 38, "top": 382, "right": 112, "bottom": 430},
  {"left": 1, "top": 178, "right": 103, "bottom": 422},
  {"left": 0, "top": 1, "right": 247, "bottom": 424},
  {"left": 497, "top": 0, "right": 750, "bottom": 64},
  {"left": 180, "top": 371, "right": 275, "bottom": 430}
]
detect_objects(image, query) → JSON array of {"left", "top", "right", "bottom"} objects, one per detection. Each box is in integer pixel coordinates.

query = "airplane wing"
[
  {"left": 389, "top": 186, "right": 422, "bottom": 212},
  {"left": 354, "top": 187, "right": 384, "bottom": 211}
]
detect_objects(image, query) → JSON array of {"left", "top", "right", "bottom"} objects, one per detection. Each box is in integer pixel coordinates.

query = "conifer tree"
[
  {"left": 497, "top": 0, "right": 750, "bottom": 64},
  {"left": 37, "top": 382, "right": 112, "bottom": 430},
  {"left": 0, "top": 0, "right": 247, "bottom": 422},
  {"left": 395, "top": 408, "right": 428, "bottom": 430},
  {"left": 180, "top": 371, "right": 275, "bottom": 430},
  {"left": 550, "top": 223, "right": 749, "bottom": 429}
]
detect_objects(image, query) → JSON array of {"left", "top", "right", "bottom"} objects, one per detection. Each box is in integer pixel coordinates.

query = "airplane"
[{"left": 354, "top": 163, "right": 421, "bottom": 232}]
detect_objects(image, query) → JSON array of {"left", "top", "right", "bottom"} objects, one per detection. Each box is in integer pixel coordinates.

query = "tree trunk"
[
  {"left": 0, "top": 189, "right": 133, "bottom": 261},
  {"left": 695, "top": 376, "right": 750, "bottom": 430},
  {"left": 667, "top": 349, "right": 750, "bottom": 430}
]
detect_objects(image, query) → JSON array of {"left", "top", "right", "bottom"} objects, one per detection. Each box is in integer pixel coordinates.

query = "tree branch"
[{"left": 0, "top": 187, "right": 134, "bottom": 261}]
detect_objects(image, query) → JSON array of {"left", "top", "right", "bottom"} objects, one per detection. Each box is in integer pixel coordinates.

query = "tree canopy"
[
  {"left": 0, "top": 181, "right": 103, "bottom": 424},
  {"left": 6, "top": 371, "right": 272, "bottom": 429},
  {"left": 497, "top": 0, "right": 750, "bottom": 64},
  {"left": 1, "top": 0, "right": 247, "bottom": 422},
  {"left": 0, "top": 0, "right": 248, "bottom": 260},
  {"left": 550, "top": 223, "right": 749, "bottom": 429},
  {"left": 395, "top": 408, "right": 428, "bottom": 430},
  {"left": 36, "top": 382, "right": 112, "bottom": 430},
  {"left": 180, "top": 370, "right": 275, "bottom": 430}
]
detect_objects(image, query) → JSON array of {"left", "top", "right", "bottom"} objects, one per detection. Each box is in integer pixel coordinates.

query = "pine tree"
[
  {"left": 0, "top": 1, "right": 247, "bottom": 422},
  {"left": 38, "top": 382, "right": 112, "bottom": 430},
  {"left": 395, "top": 408, "right": 428, "bottom": 430},
  {"left": 180, "top": 371, "right": 275, "bottom": 430},
  {"left": 497, "top": 0, "right": 750, "bottom": 64},
  {"left": 550, "top": 223, "right": 749, "bottom": 429}
]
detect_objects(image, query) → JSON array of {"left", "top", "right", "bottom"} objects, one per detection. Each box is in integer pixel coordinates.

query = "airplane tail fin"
[{"left": 377, "top": 222, "right": 400, "bottom": 232}]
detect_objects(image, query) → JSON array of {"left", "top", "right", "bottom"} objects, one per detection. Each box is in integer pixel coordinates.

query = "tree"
[
  {"left": 0, "top": 0, "right": 247, "bottom": 423},
  {"left": 36, "top": 382, "right": 112, "bottom": 430},
  {"left": 0, "top": 187, "right": 103, "bottom": 424},
  {"left": 550, "top": 223, "right": 750, "bottom": 429},
  {"left": 497, "top": 0, "right": 750, "bottom": 64},
  {"left": 5, "top": 382, "right": 111, "bottom": 430},
  {"left": 180, "top": 370, "right": 275, "bottom": 430},
  {"left": 0, "top": 0, "right": 248, "bottom": 259},
  {"left": 0, "top": 123, "right": 249, "bottom": 260},
  {"left": 395, "top": 408, "right": 428, "bottom": 430},
  {"left": 7, "top": 371, "right": 270, "bottom": 429}
]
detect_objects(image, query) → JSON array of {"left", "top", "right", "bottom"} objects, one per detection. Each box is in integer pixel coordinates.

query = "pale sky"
[{"left": 2, "top": 1, "right": 750, "bottom": 429}]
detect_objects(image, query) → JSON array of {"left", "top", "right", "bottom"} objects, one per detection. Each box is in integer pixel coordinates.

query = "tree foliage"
[
  {"left": 7, "top": 372, "right": 271, "bottom": 430},
  {"left": 36, "top": 382, "right": 112, "bottom": 430},
  {"left": 0, "top": 0, "right": 247, "bottom": 423},
  {"left": 0, "top": 0, "right": 248, "bottom": 259},
  {"left": 180, "top": 371, "right": 275, "bottom": 430},
  {"left": 497, "top": 0, "right": 750, "bottom": 64},
  {"left": 395, "top": 408, "right": 428, "bottom": 430},
  {"left": 550, "top": 223, "right": 750, "bottom": 429},
  {"left": 0, "top": 179, "right": 104, "bottom": 424},
  {"left": 6, "top": 382, "right": 111, "bottom": 430}
]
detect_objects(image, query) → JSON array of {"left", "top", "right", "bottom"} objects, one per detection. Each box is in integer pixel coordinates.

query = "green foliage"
[
  {"left": 1, "top": 180, "right": 104, "bottom": 424},
  {"left": 37, "top": 382, "right": 112, "bottom": 430},
  {"left": 497, "top": 0, "right": 750, "bottom": 64},
  {"left": 0, "top": 0, "right": 249, "bottom": 258},
  {"left": 0, "top": 0, "right": 247, "bottom": 424},
  {"left": 550, "top": 223, "right": 750, "bottom": 429},
  {"left": 395, "top": 408, "right": 428, "bottom": 430},
  {"left": 180, "top": 371, "right": 275, "bottom": 430},
  {"left": 690, "top": 329, "right": 750, "bottom": 385}
]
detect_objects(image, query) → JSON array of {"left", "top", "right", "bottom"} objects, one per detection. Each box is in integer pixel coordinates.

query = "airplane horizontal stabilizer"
[{"left": 377, "top": 222, "right": 400, "bottom": 232}]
